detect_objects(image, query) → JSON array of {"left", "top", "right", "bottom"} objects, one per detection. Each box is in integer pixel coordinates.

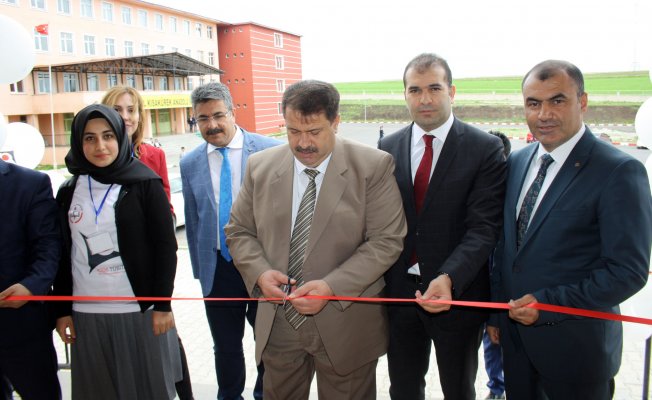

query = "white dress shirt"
[
  {"left": 515, "top": 125, "right": 586, "bottom": 225},
  {"left": 206, "top": 126, "right": 244, "bottom": 250}
]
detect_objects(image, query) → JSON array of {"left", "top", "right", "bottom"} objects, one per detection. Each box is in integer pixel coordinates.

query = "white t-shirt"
[{"left": 69, "top": 175, "right": 139, "bottom": 313}]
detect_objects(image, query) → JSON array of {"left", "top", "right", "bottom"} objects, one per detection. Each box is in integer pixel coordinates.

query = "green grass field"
[{"left": 334, "top": 71, "right": 652, "bottom": 96}]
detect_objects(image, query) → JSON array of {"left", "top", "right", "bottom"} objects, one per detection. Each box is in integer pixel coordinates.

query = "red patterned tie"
[
  {"left": 414, "top": 135, "right": 434, "bottom": 213},
  {"left": 410, "top": 134, "right": 434, "bottom": 266}
]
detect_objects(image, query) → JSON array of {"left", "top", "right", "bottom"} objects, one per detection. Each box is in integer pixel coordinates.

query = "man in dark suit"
[
  {"left": 487, "top": 60, "right": 652, "bottom": 399},
  {"left": 0, "top": 160, "right": 61, "bottom": 399},
  {"left": 379, "top": 53, "right": 506, "bottom": 400}
]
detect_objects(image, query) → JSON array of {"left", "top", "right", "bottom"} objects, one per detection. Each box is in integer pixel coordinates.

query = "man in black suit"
[
  {"left": 488, "top": 60, "right": 652, "bottom": 399},
  {"left": 379, "top": 53, "right": 506, "bottom": 400},
  {"left": 0, "top": 160, "right": 62, "bottom": 399}
]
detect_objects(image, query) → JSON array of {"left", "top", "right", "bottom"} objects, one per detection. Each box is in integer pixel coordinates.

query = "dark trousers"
[
  {"left": 482, "top": 324, "right": 505, "bottom": 396},
  {"left": 175, "top": 337, "right": 194, "bottom": 400},
  {"left": 502, "top": 341, "right": 615, "bottom": 400},
  {"left": 205, "top": 253, "right": 263, "bottom": 400},
  {"left": 387, "top": 304, "right": 483, "bottom": 400},
  {"left": 0, "top": 332, "right": 61, "bottom": 400}
]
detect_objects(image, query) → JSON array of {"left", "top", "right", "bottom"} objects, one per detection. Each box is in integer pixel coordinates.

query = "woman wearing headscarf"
[{"left": 53, "top": 104, "right": 180, "bottom": 399}]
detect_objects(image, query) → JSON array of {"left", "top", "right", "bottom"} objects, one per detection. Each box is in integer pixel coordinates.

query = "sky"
[{"left": 148, "top": 0, "right": 652, "bottom": 83}]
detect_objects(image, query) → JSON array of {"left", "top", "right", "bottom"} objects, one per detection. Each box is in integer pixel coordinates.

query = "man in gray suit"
[
  {"left": 226, "top": 80, "right": 406, "bottom": 399},
  {"left": 180, "top": 82, "right": 280, "bottom": 400},
  {"left": 488, "top": 60, "right": 652, "bottom": 399}
]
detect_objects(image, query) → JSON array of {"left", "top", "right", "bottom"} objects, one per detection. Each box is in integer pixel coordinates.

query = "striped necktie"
[
  {"left": 284, "top": 169, "right": 319, "bottom": 330},
  {"left": 516, "top": 153, "right": 554, "bottom": 248}
]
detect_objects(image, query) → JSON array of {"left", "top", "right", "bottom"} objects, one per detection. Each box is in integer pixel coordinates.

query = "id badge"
[{"left": 86, "top": 231, "right": 115, "bottom": 254}]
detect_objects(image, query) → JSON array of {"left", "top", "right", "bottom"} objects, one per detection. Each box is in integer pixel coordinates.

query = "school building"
[{"left": 0, "top": 0, "right": 302, "bottom": 165}]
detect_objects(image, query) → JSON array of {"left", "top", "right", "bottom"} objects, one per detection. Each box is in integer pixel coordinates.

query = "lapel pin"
[{"left": 575, "top": 162, "right": 581, "bottom": 167}]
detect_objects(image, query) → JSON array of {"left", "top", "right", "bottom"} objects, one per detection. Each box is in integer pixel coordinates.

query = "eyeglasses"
[{"left": 195, "top": 112, "right": 230, "bottom": 125}]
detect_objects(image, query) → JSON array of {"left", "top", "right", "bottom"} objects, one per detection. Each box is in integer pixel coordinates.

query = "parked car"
[
  {"left": 169, "top": 174, "right": 185, "bottom": 228},
  {"left": 526, "top": 132, "right": 537, "bottom": 143},
  {"left": 593, "top": 132, "right": 612, "bottom": 144}
]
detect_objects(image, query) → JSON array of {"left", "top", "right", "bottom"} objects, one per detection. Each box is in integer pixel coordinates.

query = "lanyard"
[{"left": 88, "top": 175, "right": 114, "bottom": 225}]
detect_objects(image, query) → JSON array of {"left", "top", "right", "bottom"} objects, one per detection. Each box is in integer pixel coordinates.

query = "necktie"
[
  {"left": 516, "top": 154, "right": 554, "bottom": 248},
  {"left": 410, "top": 135, "right": 434, "bottom": 267},
  {"left": 414, "top": 135, "right": 434, "bottom": 213},
  {"left": 284, "top": 169, "right": 319, "bottom": 330},
  {"left": 216, "top": 147, "right": 232, "bottom": 262}
]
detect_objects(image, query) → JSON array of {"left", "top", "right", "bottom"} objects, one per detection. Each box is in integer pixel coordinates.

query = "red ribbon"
[{"left": 6, "top": 295, "right": 652, "bottom": 326}]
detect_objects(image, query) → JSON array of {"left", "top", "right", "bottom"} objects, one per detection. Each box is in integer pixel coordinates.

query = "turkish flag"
[{"left": 35, "top": 24, "right": 49, "bottom": 35}]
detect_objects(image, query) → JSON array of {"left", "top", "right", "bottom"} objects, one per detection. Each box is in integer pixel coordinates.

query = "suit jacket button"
[{"left": 514, "top": 267, "right": 521, "bottom": 273}]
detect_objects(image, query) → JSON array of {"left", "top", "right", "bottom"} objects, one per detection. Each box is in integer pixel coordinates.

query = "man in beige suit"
[{"left": 226, "top": 80, "right": 406, "bottom": 399}]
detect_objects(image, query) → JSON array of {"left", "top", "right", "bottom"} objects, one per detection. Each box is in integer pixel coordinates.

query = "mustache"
[
  {"left": 205, "top": 128, "right": 224, "bottom": 135},
  {"left": 294, "top": 146, "right": 318, "bottom": 154}
]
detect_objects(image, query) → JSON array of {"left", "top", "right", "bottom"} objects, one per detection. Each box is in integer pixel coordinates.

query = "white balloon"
[
  {"left": 0, "top": 112, "right": 6, "bottom": 149},
  {"left": 635, "top": 98, "right": 652, "bottom": 150},
  {"left": 42, "top": 169, "right": 68, "bottom": 194},
  {"left": 0, "top": 123, "right": 46, "bottom": 169},
  {"left": 0, "top": 15, "right": 36, "bottom": 84}
]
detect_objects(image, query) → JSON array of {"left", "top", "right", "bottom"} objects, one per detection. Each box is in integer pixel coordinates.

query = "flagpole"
[{"left": 48, "top": 62, "right": 56, "bottom": 168}]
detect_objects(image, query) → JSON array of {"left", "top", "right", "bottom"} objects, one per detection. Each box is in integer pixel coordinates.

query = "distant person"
[
  {"left": 179, "top": 146, "right": 186, "bottom": 162},
  {"left": 488, "top": 60, "right": 652, "bottom": 399},
  {"left": 188, "top": 116, "right": 197, "bottom": 133},
  {"left": 226, "top": 79, "right": 406, "bottom": 399},
  {"left": 180, "top": 82, "right": 280, "bottom": 400},
  {"left": 378, "top": 53, "right": 506, "bottom": 400},
  {"left": 0, "top": 160, "right": 62, "bottom": 400},
  {"left": 101, "top": 85, "right": 192, "bottom": 399},
  {"left": 53, "top": 104, "right": 180, "bottom": 399},
  {"left": 153, "top": 138, "right": 162, "bottom": 148}
]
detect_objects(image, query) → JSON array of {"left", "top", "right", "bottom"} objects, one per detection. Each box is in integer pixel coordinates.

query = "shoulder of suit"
[
  {"left": 1, "top": 161, "right": 48, "bottom": 181},
  {"left": 243, "top": 130, "right": 283, "bottom": 149}
]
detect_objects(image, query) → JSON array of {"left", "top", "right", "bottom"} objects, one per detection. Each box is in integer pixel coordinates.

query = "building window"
[
  {"left": 102, "top": 2, "right": 113, "bottom": 22},
  {"left": 275, "top": 55, "right": 284, "bottom": 70},
  {"left": 274, "top": 32, "right": 283, "bottom": 48},
  {"left": 174, "top": 77, "right": 183, "bottom": 90},
  {"left": 169, "top": 16, "right": 177, "bottom": 33},
  {"left": 157, "top": 45, "right": 164, "bottom": 53},
  {"left": 225, "top": 53, "right": 228, "bottom": 59},
  {"left": 63, "top": 73, "right": 79, "bottom": 92},
  {"left": 159, "top": 77, "right": 168, "bottom": 90},
  {"left": 105, "top": 38, "right": 115, "bottom": 56},
  {"left": 107, "top": 74, "right": 118, "bottom": 88},
  {"left": 80, "top": 0, "right": 93, "bottom": 18},
  {"left": 124, "top": 40, "right": 133, "bottom": 56},
  {"left": 34, "top": 30, "right": 49, "bottom": 51},
  {"left": 276, "top": 79, "right": 285, "bottom": 93},
  {"left": 234, "top": 79, "right": 238, "bottom": 84},
  {"left": 184, "top": 48, "right": 191, "bottom": 57},
  {"left": 121, "top": 6, "right": 131, "bottom": 24},
  {"left": 155, "top": 14, "right": 163, "bottom": 31},
  {"left": 277, "top": 102, "right": 282, "bottom": 115},
  {"left": 207, "top": 26, "right": 213, "bottom": 39},
  {"left": 37, "top": 72, "right": 50, "bottom": 93},
  {"left": 10, "top": 80, "right": 24, "bottom": 93},
  {"left": 143, "top": 76, "right": 154, "bottom": 90},
  {"left": 58, "top": 0, "right": 71, "bottom": 14},
  {"left": 208, "top": 52, "right": 214, "bottom": 66},
  {"left": 197, "top": 50, "right": 204, "bottom": 63},
  {"left": 2, "top": 0, "right": 18, "bottom": 4},
  {"left": 87, "top": 74, "right": 99, "bottom": 91},
  {"left": 31, "top": 0, "right": 45, "bottom": 10},
  {"left": 171, "top": 46, "right": 178, "bottom": 53},
  {"left": 199, "top": 77, "right": 205, "bottom": 86},
  {"left": 141, "top": 43, "right": 149, "bottom": 55},
  {"left": 240, "top": 52, "right": 244, "bottom": 57},
  {"left": 126, "top": 75, "right": 136, "bottom": 88},
  {"left": 83, "top": 35, "right": 95, "bottom": 55},
  {"left": 60, "top": 32, "right": 73, "bottom": 54},
  {"left": 187, "top": 78, "right": 193, "bottom": 90},
  {"left": 183, "top": 20, "right": 190, "bottom": 35},
  {"left": 195, "top": 22, "right": 202, "bottom": 37},
  {"left": 241, "top": 78, "right": 245, "bottom": 83},
  {"left": 138, "top": 10, "right": 147, "bottom": 28},
  {"left": 63, "top": 113, "right": 74, "bottom": 138}
]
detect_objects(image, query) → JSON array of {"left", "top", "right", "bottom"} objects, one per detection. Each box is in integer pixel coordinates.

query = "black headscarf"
[{"left": 65, "top": 104, "right": 159, "bottom": 185}]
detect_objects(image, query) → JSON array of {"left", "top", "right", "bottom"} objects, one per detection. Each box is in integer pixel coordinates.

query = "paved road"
[{"left": 53, "top": 124, "right": 651, "bottom": 399}]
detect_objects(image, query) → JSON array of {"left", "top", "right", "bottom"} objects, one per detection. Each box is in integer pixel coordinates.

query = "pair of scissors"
[{"left": 282, "top": 276, "right": 292, "bottom": 306}]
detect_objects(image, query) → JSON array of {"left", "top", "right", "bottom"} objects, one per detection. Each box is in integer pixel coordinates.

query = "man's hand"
[
  {"left": 152, "top": 311, "right": 175, "bottom": 336},
  {"left": 288, "top": 280, "right": 333, "bottom": 315},
  {"left": 0, "top": 283, "right": 32, "bottom": 308},
  {"left": 416, "top": 274, "right": 452, "bottom": 313},
  {"left": 56, "top": 316, "right": 76, "bottom": 344},
  {"left": 508, "top": 294, "right": 539, "bottom": 325},
  {"left": 486, "top": 325, "right": 500, "bottom": 344},
  {"left": 257, "top": 270, "right": 294, "bottom": 304}
]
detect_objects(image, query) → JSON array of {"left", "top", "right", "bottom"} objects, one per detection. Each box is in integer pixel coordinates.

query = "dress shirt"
[
  {"left": 408, "top": 113, "right": 454, "bottom": 275},
  {"left": 290, "top": 154, "right": 332, "bottom": 234},
  {"left": 207, "top": 126, "right": 244, "bottom": 251},
  {"left": 515, "top": 124, "right": 586, "bottom": 224}
]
